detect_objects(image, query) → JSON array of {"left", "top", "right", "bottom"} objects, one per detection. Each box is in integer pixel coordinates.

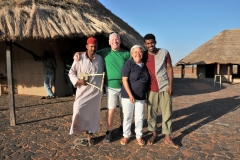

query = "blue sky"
[{"left": 99, "top": 0, "right": 240, "bottom": 65}]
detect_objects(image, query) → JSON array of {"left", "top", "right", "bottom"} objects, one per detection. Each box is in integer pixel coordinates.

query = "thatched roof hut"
[
  {"left": 0, "top": 0, "right": 144, "bottom": 47},
  {"left": 0, "top": 0, "right": 145, "bottom": 126},
  {"left": 176, "top": 29, "right": 240, "bottom": 66}
]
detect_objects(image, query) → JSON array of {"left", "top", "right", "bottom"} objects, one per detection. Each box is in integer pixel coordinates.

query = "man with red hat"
[{"left": 68, "top": 37, "right": 104, "bottom": 146}]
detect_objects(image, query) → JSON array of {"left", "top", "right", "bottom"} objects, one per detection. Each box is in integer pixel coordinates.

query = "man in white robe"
[{"left": 69, "top": 37, "right": 104, "bottom": 146}]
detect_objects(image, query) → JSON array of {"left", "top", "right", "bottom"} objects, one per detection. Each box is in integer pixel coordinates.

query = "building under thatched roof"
[
  {"left": 0, "top": 0, "right": 144, "bottom": 48},
  {"left": 0, "top": 0, "right": 145, "bottom": 95},
  {"left": 0, "top": 0, "right": 146, "bottom": 126},
  {"left": 175, "top": 29, "right": 240, "bottom": 83},
  {"left": 176, "top": 29, "right": 240, "bottom": 65}
]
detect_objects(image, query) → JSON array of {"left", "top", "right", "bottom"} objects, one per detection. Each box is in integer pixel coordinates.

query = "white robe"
[{"left": 69, "top": 53, "right": 104, "bottom": 134}]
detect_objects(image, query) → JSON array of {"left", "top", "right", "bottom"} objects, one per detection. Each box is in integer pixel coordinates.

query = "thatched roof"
[
  {"left": 176, "top": 29, "right": 240, "bottom": 66},
  {"left": 0, "top": 0, "right": 144, "bottom": 48}
]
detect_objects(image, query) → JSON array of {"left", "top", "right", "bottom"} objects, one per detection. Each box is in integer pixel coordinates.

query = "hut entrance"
[{"left": 205, "top": 64, "right": 215, "bottom": 78}]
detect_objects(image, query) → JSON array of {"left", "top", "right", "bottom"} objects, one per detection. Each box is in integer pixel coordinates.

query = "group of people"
[{"left": 68, "top": 32, "right": 179, "bottom": 148}]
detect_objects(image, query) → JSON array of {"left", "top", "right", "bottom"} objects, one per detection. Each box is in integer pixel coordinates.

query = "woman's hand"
[
  {"left": 129, "top": 95, "right": 135, "bottom": 103},
  {"left": 122, "top": 77, "right": 135, "bottom": 103}
]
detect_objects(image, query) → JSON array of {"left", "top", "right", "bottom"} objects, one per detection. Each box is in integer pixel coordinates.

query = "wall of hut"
[
  {"left": 197, "top": 64, "right": 233, "bottom": 82},
  {"left": 0, "top": 35, "right": 109, "bottom": 96},
  {"left": 220, "top": 64, "right": 233, "bottom": 82},
  {"left": 0, "top": 37, "right": 90, "bottom": 97},
  {"left": 197, "top": 65, "right": 206, "bottom": 79}
]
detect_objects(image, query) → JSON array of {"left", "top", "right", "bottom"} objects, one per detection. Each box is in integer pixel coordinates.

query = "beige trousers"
[{"left": 147, "top": 91, "right": 172, "bottom": 134}]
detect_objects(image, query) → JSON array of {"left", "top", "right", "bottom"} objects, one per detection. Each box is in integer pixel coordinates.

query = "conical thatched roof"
[
  {"left": 0, "top": 0, "right": 144, "bottom": 48},
  {"left": 176, "top": 29, "right": 240, "bottom": 66}
]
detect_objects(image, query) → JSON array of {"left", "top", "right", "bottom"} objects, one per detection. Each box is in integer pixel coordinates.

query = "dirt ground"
[{"left": 1, "top": 78, "right": 240, "bottom": 159}]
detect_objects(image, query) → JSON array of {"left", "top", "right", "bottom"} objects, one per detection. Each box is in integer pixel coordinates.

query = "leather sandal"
[
  {"left": 120, "top": 137, "right": 129, "bottom": 145},
  {"left": 87, "top": 132, "right": 94, "bottom": 146},
  {"left": 136, "top": 138, "right": 145, "bottom": 146}
]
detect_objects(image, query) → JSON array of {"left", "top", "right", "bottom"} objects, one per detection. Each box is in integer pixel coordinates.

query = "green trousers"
[{"left": 147, "top": 91, "right": 172, "bottom": 134}]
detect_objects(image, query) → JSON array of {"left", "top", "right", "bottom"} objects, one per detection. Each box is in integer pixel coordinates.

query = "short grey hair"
[
  {"left": 109, "top": 32, "right": 121, "bottom": 40},
  {"left": 130, "top": 45, "right": 143, "bottom": 54}
]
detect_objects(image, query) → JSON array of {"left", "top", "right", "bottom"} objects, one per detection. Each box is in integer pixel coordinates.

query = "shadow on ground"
[
  {"left": 172, "top": 96, "right": 240, "bottom": 146},
  {"left": 173, "top": 78, "right": 224, "bottom": 96}
]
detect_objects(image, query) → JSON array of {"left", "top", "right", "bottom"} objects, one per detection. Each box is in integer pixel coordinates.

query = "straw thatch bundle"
[
  {"left": 176, "top": 29, "right": 240, "bottom": 66},
  {"left": 0, "top": 0, "right": 144, "bottom": 48}
]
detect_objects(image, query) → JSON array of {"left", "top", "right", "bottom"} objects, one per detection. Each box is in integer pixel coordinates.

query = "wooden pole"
[
  {"left": 181, "top": 64, "right": 185, "bottom": 78},
  {"left": 217, "top": 63, "right": 220, "bottom": 75},
  {"left": 227, "top": 64, "right": 230, "bottom": 82},
  {"left": 6, "top": 41, "right": 16, "bottom": 126}
]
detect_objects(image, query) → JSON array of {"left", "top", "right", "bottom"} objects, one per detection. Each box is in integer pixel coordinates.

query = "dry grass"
[
  {"left": 176, "top": 29, "right": 240, "bottom": 65},
  {"left": 0, "top": 0, "right": 144, "bottom": 49}
]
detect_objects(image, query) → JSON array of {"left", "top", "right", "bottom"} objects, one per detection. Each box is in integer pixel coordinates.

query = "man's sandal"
[
  {"left": 120, "top": 137, "right": 129, "bottom": 145},
  {"left": 164, "top": 139, "right": 180, "bottom": 149},
  {"left": 88, "top": 139, "right": 94, "bottom": 146},
  {"left": 72, "top": 137, "right": 89, "bottom": 148},
  {"left": 87, "top": 132, "right": 94, "bottom": 146},
  {"left": 136, "top": 138, "right": 145, "bottom": 146},
  {"left": 86, "top": 131, "right": 94, "bottom": 146}
]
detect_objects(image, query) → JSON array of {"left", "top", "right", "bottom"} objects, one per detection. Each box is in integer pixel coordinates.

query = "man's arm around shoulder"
[
  {"left": 96, "top": 47, "right": 110, "bottom": 55},
  {"left": 73, "top": 51, "right": 85, "bottom": 62}
]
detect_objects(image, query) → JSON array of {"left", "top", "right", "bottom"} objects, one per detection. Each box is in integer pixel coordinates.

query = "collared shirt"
[
  {"left": 96, "top": 47, "right": 130, "bottom": 88},
  {"left": 69, "top": 52, "right": 104, "bottom": 88},
  {"left": 121, "top": 58, "right": 149, "bottom": 100}
]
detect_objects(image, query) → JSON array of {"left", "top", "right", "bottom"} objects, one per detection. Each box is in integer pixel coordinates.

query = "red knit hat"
[{"left": 87, "top": 37, "right": 98, "bottom": 44}]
